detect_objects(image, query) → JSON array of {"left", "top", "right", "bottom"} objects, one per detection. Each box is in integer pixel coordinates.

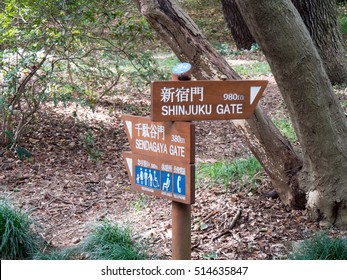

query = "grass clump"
[
  {"left": 80, "top": 220, "right": 147, "bottom": 260},
  {"left": 289, "top": 232, "right": 347, "bottom": 260},
  {"left": 197, "top": 156, "right": 263, "bottom": 192},
  {"left": 0, "top": 200, "right": 41, "bottom": 259}
]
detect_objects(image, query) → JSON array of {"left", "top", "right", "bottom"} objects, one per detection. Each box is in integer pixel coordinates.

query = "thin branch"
[
  {"left": 10, "top": 53, "right": 49, "bottom": 107},
  {"left": 211, "top": 210, "right": 242, "bottom": 241}
]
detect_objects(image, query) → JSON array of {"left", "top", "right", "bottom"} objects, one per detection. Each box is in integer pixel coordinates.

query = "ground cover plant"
[
  {"left": 80, "top": 220, "right": 148, "bottom": 260},
  {"left": 197, "top": 156, "right": 263, "bottom": 192},
  {"left": 0, "top": 200, "right": 41, "bottom": 259},
  {"left": 289, "top": 232, "right": 347, "bottom": 260}
]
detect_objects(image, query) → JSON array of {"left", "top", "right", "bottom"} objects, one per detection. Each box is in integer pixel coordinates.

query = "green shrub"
[
  {"left": 0, "top": 200, "right": 41, "bottom": 259},
  {"left": 289, "top": 232, "right": 347, "bottom": 260},
  {"left": 80, "top": 220, "right": 147, "bottom": 260},
  {"left": 0, "top": 0, "right": 163, "bottom": 148}
]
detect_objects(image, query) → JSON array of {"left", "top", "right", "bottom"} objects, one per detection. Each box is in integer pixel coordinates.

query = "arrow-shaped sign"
[
  {"left": 151, "top": 80, "right": 268, "bottom": 121},
  {"left": 122, "top": 114, "right": 195, "bottom": 164}
]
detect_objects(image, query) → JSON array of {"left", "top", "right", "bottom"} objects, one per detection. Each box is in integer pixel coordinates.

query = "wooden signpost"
[
  {"left": 122, "top": 114, "right": 195, "bottom": 205},
  {"left": 122, "top": 115, "right": 195, "bottom": 258},
  {"left": 151, "top": 80, "right": 268, "bottom": 121},
  {"left": 122, "top": 62, "right": 268, "bottom": 260}
]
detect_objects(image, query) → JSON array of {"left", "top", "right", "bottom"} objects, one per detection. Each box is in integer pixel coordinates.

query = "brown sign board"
[
  {"left": 122, "top": 115, "right": 195, "bottom": 164},
  {"left": 123, "top": 151, "right": 195, "bottom": 204},
  {"left": 151, "top": 80, "right": 268, "bottom": 121}
]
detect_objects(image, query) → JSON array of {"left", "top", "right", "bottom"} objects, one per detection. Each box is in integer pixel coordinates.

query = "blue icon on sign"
[
  {"left": 161, "top": 171, "right": 172, "bottom": 193},
  {"left": 151, "top": 170, "right": 160, "bottom": 189},
  {"left": 135, "top": 166, "right": 161, "bottom": 189},
  {"left": 173, "top": 174, "right": 186, "bottom": 196},
  {"left": 135, "top": 166, "right": 144, "bottom": 186}
]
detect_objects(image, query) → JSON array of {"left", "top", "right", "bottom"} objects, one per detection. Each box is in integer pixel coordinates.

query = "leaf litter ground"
[{"left": 1, "top": 66, "right": 347, "bottom": 260}]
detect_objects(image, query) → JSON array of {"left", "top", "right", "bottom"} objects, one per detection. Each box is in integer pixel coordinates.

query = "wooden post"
[
  {"left": 171, "top": 62, "right": 192, "bottom": 260},
  {"left": 172, "top": 202, "right": 191, "bottom": 259}
]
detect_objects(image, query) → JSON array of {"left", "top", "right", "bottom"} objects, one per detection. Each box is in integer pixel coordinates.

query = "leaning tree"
[{"left": 134, "top": 0, "right": 347, "bottom": 227}]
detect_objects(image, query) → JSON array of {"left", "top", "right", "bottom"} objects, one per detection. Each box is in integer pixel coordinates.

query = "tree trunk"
[
  {"left": 220, "top": 0, "right": 255, "bottom": 50},
  {"left": 221, "top": 0, "right": 347, "bottom": 83},
  {"left": 134, "top": 0, "right": 306, "bottom": 209},
  {"left": 236, "top": 0, "right": 347, "bottom": 227},
  {"left": 291, "top": 0, "right": 347, "bottom": 84}
]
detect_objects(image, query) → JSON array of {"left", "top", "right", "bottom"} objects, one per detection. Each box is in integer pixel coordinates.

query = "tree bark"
[
  {"left": 134, "top": 0, "right": 306, "bottom": 209},
  {"left": 291, "top": 0, "right": 347, "bottom": 84},
  {"left": 220, "top": 0, "right": 255, "bottom": 50},
  {"left": 221, "top": 0, "right": 347, "bottom": 83},
  {"left": 236, "top": 0, "right": 347, "bottom": 226}
]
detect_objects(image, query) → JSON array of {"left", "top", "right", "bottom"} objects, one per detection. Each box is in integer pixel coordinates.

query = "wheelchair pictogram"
[{"left": 152, "top": 170, "right": 160, "bottom": 189}]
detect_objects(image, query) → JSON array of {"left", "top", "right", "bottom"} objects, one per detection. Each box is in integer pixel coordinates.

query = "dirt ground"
[{"left": 1, "top": 66, "right": 347, "bottom": 260}]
